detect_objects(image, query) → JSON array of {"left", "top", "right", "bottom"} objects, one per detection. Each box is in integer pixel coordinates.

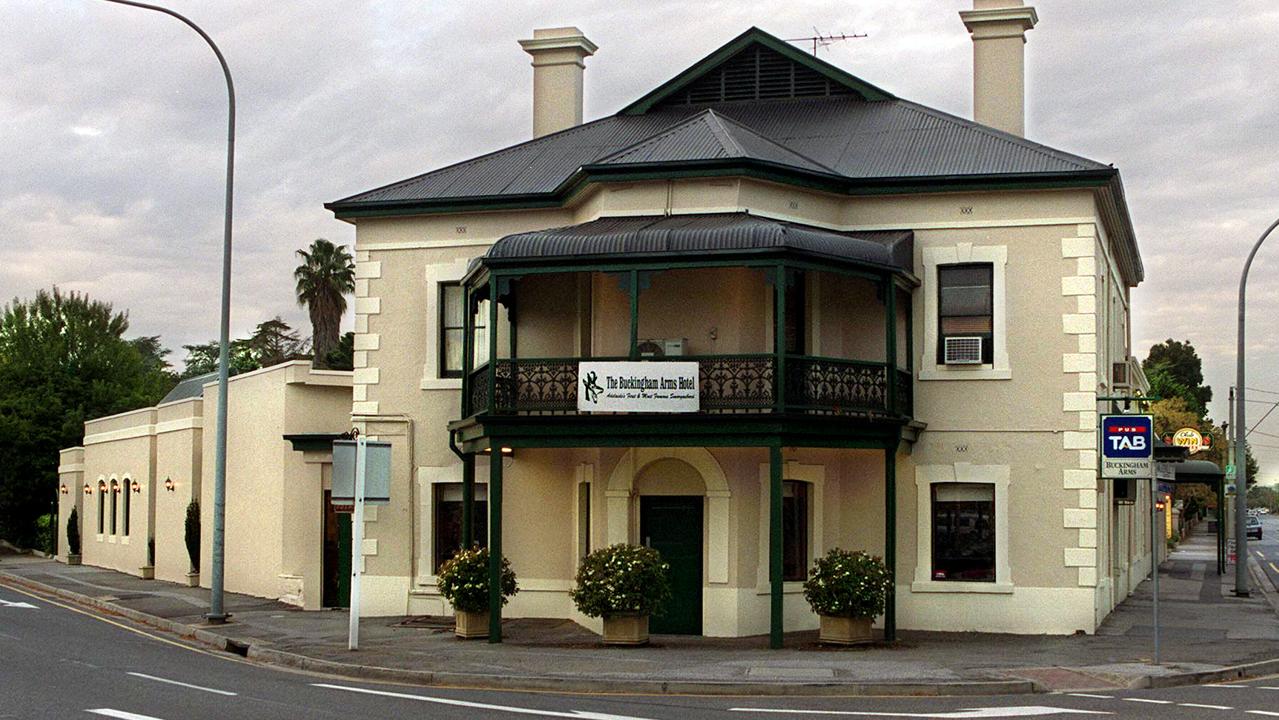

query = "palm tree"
[{"left": 294, "top": 239, "right": 355, "bottom": 368}]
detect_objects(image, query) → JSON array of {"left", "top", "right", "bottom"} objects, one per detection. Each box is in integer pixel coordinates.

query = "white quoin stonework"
[
  {"left": 352, "top": 258, "right": 383, "bottom": 416},
  {"left": 1061, "top": 224, "right": 1099, "bottom": 587}
]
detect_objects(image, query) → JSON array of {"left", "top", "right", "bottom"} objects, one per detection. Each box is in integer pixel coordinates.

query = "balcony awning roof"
[{"left": 477, "top": 213, "right": 913, "bottom": 274}]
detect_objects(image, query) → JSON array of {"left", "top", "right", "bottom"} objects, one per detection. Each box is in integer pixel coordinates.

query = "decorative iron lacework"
[
  {"left": 467, "top": 366, "right": 490, "bottom": 416},
  {"left": 786, "top": 357, "right": 887, "bottom": 414},
  {"left": 510, "top": 360, "right": 578, "bottom": 413},
  {"left": 467, "top": 355, "right": 910, "bottom": 418},
  {"left": 700, "top": 357, "right": 775, "bottom": 412},
  {"left": 895, "top": 369, "right": 913, "bottom": 417}
]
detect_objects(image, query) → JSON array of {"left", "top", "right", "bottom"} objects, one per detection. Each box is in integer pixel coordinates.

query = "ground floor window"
[
  {"left": 931, "top": 483, "right": 995, "bottom": 582},
  {"left": 782, "top": 480, "right": 809, "bottom": 581},
  {"left": 433, "top": 483, "right": 487, "bottom": 572},
  {"left": 109, "top": 480, "right": 119, "bottom": 535},
  {"left": 577, "top": 482, "right": 591, "bottom": 560},
  {"left": 97, "top": 484, "right": 106, "bottom": 534}
]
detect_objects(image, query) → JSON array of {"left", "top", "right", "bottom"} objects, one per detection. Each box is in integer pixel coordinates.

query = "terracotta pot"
[
  {"left": 186, "top": 571, "right": 200, "bottom": 587},
  {"left": 66, "top": 554, "right": 81, "bottom": 566},
  {"left": 454, "top": 609, "right": 490, "bottom": 639},
  {"left": 139, "top": 565, "right": 155, "bottom": 580},
  {"left": 602, "top": 612, "right": 649, "bottom": 646},
  {"left": 818, "top": 614, "right": 874, "bottom": 645}
]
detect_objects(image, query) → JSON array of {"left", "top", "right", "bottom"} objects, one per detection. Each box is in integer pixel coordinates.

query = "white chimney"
[
  {"left": 518, "top": 27, "right": 598, "bottom": 139},
  {"left": 959, "top": 1, "right": 1038, "bottom": 137}
]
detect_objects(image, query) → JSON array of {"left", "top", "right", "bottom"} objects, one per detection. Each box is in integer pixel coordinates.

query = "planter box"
[
  {"left": 818, "top": 615, "right": 874, "bottom": 645},
  {"left": 602, "top": 613, "right": 649, "bottom": 646},
  {"left": 186, "top": 571, "right": 200, "bottom": 587},
  {"left": 139, "top": 566, "right": 155, "bottom": 580},
  {"left": 66, "top": 554, "right": 81, "bottom": 566},
  {"left": 454, "top": 609, "right": 490, "bottom": 639}
]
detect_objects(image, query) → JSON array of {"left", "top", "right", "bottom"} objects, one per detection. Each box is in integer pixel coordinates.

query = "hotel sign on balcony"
[{"left": 578, "top": 361, "right": 699, "bottom": 413}]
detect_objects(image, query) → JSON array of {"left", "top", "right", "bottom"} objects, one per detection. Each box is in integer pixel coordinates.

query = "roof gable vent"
[{"left": 659, "top": 45, "right": 857, "bottom": 108}]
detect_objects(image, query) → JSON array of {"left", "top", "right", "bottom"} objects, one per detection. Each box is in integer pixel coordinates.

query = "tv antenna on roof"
[{"left": 785, "top": 29, "right": 868, "bottom": 56}]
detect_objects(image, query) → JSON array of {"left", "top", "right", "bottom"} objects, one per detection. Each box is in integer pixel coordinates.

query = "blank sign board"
[{"left": 331, "top": 439, "right": 392, "bottom": 505}]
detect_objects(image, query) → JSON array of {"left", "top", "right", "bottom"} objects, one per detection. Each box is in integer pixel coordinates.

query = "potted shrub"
[
  {"left": 66, "top": 508, "right": 81, "bottom": 565},
  {"left": 184, "top": 501, "right": 200, "bottom": 586},
  {"left": 570, "top": 544, "right": 672, "bottom": 646},
  {"left": 802, "top": 548, "right": 893, "bottom": 645},
  {"left": 437, "top": 546, "right": 518, "bottom": 639}
]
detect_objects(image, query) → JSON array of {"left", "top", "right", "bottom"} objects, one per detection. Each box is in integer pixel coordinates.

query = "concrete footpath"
[{"left": 3, "top": 526, "right": 1278, "bottom": 696}]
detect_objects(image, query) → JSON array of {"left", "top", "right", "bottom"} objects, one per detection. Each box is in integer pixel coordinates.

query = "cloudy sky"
[{"left": 4, "top": 1, "right": 1279, "bottom": 478}]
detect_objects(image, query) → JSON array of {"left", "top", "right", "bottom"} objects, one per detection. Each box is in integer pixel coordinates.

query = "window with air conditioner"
[{"left": 937, "top": 264, "right": 993, "bottom": 365}]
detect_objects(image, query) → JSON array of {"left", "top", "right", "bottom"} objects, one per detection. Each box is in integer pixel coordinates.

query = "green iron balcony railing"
[{"left": 465, "top": 354, "right": 912, "bottom": 419}]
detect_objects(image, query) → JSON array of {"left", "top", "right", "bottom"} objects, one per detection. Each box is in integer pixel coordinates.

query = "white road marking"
[
  {"left": 126, "top": 672, "right": 237, "bottom": 696},
  {"left": 1122, "top": 698, "right": 1171, "bottom": 704},
  {"left": 1179, "top": 703, "right": 1232, "bottom": 710},
  {"left": 1209, "top": 684, "right": 1248, "bottom": 688},
  {"left": 312, "top": 683, "right": 657, "bottom": 720},
  {"left": 86, "top": 710, "right": 167, "bottom": 720},
  {"left": 0, "top": 597, "right": 38, "bottom": 609},
  {"left": 1246, "top": 711, "right": 1279, "bottom": 717},
  {"left": 1065, "top": 694, "right": 1112, "bottom": 699},
  {"left": 727, "top": 708, "right": 1110, "bottom": 718},
  {"left": 1257, "top": 686, "right": 1279, "bottom": 690}
]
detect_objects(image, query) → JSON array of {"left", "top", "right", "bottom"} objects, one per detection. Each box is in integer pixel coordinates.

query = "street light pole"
[
  {"left": 98, "top": 0, "right": 235, "bottom": 622},
  {"left": 1234, "top": 216, "right": 1279, "bottom": 597}
]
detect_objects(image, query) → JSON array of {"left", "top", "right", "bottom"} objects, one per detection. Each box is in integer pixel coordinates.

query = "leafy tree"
[
  {"left": 245, "top": 317, "right": 307, "bottom": 368},
  {"left": 1143, "top": 339, "right": 1212, "bottom": 417},
  {"left": 179, "top": 338, "right": 259, "bottom": 379},
  {"left": 294, "top": 239, "right": 354, "bottom": 369},
  {"left": 0, "top": 288, "right": 171, "bottom": 546},
  {"left": 324, "top": 331, "right": 354, "bottom": 371},
  {"left": 179, "top": 318, "right": 307, "bottom": 378}
]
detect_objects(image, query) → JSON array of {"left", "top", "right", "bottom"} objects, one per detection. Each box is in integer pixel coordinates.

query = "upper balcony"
[{"left": 449, "top": 213, "right": 917, "bottom": 450}]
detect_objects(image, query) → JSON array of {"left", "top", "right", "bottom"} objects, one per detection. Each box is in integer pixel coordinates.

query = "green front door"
[
  {"left": 640, "top": 496, "right": 703, "bottom": 635},
  {"left": 323, "top": 491, "right": 352, "bottom": 608}
]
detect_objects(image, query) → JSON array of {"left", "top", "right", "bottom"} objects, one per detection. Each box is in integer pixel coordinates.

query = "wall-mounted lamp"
[
  {"left": 132, "top": 481, "right": 142, "bottom": 494},
  {"left": 97, "top": 480, "right": 107, "bottom": 493},
  {"left": 481, "top": 446, "right": 515, "bottom": 456},
  {"left": 60, "top": 484, "right": 68, "bottom": 495},
  {"left": 83, "top": 484, "right": 92, "bottom": 496},
  {"left": 164, "top": 477, "right": 175, "bottom": 492}
]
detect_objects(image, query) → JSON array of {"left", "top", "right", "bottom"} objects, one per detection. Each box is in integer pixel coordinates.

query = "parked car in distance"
[{"left": 1248, "top": 516, "right": 1263, "bottom": 540}]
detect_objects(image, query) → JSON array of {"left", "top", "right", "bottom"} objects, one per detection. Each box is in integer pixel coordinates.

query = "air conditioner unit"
[
  {"left": 1112, "top": 360, "right": 1131, "bottom": 388},
  {"left": 943, "top": 336, "right": 983, "bottom": 365},
  {"left": 637, "top": 339, "right": 664, "bottom": 357},
  {"left": 636, "top": 338, "right": 687, "bottom": 358}
]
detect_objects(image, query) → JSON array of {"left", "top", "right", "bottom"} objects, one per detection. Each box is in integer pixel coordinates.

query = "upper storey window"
[
  {"left": 439, "top": 282, "right": 465, "bottom": 378},
  {"left": 937, "top": 263, "right": 993, "bottom": 366}
]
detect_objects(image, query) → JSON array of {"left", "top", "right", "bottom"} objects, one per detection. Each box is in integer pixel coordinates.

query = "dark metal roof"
[
  {"left": 159, "top": 372, "right": 216, "bottom": 404},
  {"left": 595, "top": 109, "right": 835, "bottom": 174},
  {"left": 326, "top": 27, "right": 1143, "bottom": 284},
  {"left": 330, "top": 97, "right": 1108, "bottom": 208},
  {"left": 481, "top": 213, "right": 912, "bottom": 273}
]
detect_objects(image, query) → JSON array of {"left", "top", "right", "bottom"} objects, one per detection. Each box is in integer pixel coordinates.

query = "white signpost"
[
  {"left": 1100, "top": 414, "right": 1159, "bottom": 664},
  {"left": 332, "top": 435, "right": 391, "bottom": 651},
  {"left": 577, "top": 361, "right": 699, "bottom": 413}
]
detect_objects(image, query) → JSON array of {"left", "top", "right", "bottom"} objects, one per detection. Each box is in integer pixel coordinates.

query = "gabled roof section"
[
  {"left": 593, "top": 109, "right": 836, "bottom": 174},
  {"left": 619, "top": 27, "right": 895, "bottom": 114}
]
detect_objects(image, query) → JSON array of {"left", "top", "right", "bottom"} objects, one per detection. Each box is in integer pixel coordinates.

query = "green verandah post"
[
  {"left": 884, "top": 443, "right": 897, "bottom": 642},
  {"left": 461, "top": 456, "right": 474, "bottom": 548},
  {"left": 769, "top": 444, "right": 784, "bottom": 649},
  {"left": 488, "top": 442, "right": 504, "bottom": 643},
  {"left": 487, "top": 272, "right": 503, "bottom": 643}
]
